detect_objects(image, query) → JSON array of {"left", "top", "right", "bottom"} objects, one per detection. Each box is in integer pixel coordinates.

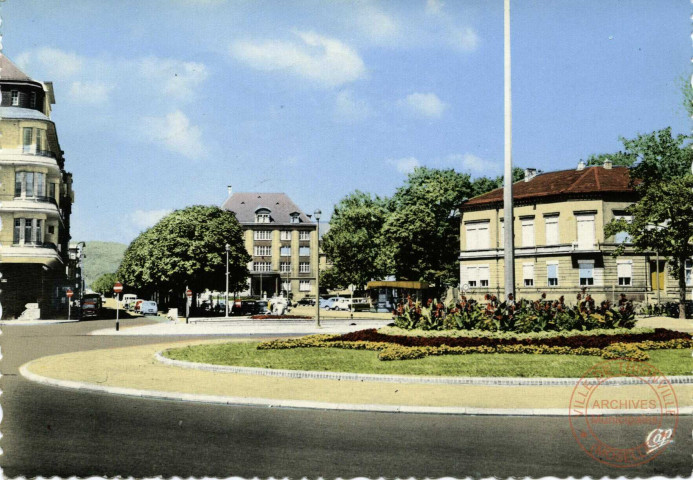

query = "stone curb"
[
  {"left": 0, "top": 319, "right": 80, "bottom": 325},
  {"left": 154, "top": 351, "right": 693, "bottom": 387},
  {"left": 19, "top": 362, "right": 693, "bottom": 416}
]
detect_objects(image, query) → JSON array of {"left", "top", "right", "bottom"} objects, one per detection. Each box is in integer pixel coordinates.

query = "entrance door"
[{"left": 650, "top": 261, "right": 665, "bottom": 290}]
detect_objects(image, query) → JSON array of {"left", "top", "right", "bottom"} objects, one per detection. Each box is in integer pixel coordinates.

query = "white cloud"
[
  {"left": 426, "top": 0, "right": 445, "bottom": 15},
  {"left": 16, "top": 47, "right": 84, "bottom": 80},
  {"left": 356, "top": 6, "right": 400, "bottom": 42},
  {"left": 334, "top": 90, "right": 373, "bottom": 122},
  {"left": 129, "top": 209, "right": 172, "bottom": 230},
  {"left": 141, "top": 110, "right": 205, "bottom": 159},
  {"left": 69, "top": 81, "right": 114, "bottom": 104},
  {"left": 229, "top": 31, "right": 366, "bottom": 88},
  {"left": 387, "top": 156, "right": 420, "bottom": 174},
  {"left": 445, "top": 153, "right": 492, "bottom": 174},
  {"left": 138, "top": 57, "right": 209, "bottom": 101},
  {"left": 398, "top": 92, "right": 447, "bottom": 118},
  {"left": 451, "top": 27, "right": 480, "bottom": 52}
]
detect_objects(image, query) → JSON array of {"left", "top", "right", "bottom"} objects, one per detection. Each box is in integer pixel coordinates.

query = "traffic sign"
[
  {"left": 113, "top": 282, "right": 123, "bottom": 293},
  {"left": 66, "top": 289, "right": 74, "bottom": 298},
  {"left": 186, "top": 289, "right": 193, "bottom": 298}
]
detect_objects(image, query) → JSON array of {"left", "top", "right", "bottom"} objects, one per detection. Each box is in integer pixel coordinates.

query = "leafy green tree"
[
  {"left": 117, "top": 206, "right": 250, "bottom": 299},
  {"left": 585, "top": 151, "right": 636, "bottom": 167},
  {"left": 604, "top": 128, "right": 693, "bottom": 318},
  {"left": 91, "top": 272, "right": 118, "bottom": 295},
  {"left": 379, "top": 167, "right": 473, "bottom": 286},
  {"left": 321, "top": 191, "right": 389, "bottom": 289}
]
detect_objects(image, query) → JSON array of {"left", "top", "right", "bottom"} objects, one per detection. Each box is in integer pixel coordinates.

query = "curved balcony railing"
[
  {"left": 12, "top": 241, "right": 58, "bottom": 250},
  {"left": 0, "top": 194, "right": 59, "bottom": 207}
]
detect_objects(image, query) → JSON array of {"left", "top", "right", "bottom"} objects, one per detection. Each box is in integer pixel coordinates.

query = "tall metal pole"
[
  {"left": 225, "top": 243, "right": 230, "bottom": 317},
  {"left": 503, "top": 0, "right": 516, "bottom": 302},
  {"left": 314, "top": 209, "right": 322, "bottom": 327}
]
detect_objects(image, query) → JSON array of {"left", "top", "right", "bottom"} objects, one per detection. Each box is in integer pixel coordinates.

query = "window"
[
  {"left": 281, "top": 281, "right": 291, "bottom": 292},
  {"left": 36, "top": 129, "right": 44, "bottom": 152},
  {"left": 253, "top": 245, "right": 271, "bottom": 256},
  {"left": 613, "top": 215, "right": 633, "bottom": 243},
  {"left": 49, "top": 183, "right": 56, "bottom": 199},
  {"left": 547, "top": 262, "right": 559, "bottom": 286},
  {"left": 48, "top": 225, "right": 55, "bottom": 235},
  {"left": 299, "top": 262, "right": 310, "bottom": 273},
  {"left": 280, "top": 230, "right": 291, "bottom": 241},
  {"left": 576, "top": 214, "right": 595, "bottom": 250},
  {"left": 252, "top": 262, "right": 271, "bottom": 272},
  {"left": 299, "top": 280, "right": 311, "bottom": 292},
  {"left": 280, "top": 262, "right": 291, "bottom": 273},
  {"left": 499, "top": 220, "right": 504, "bottom": 248},
  {"left": 13, "top": 218, "right": 43, "bottom": 244},
  {"left": 617, "top": 261, "right": 632, "bottom": 286},
  {"left": 299, "top": 231, "right": 310, "bottom": 241},
  {"left": 11, "top": 90, "right": 19, "bottom": 106},
  {"left": 280, "top": 245, "right": 291, "bottom": 257},
  {"left": 299, "top": 246, "right": 310, "bottom": 256},
  {"left": 15, "top": 172, "right": 46, "bottom": 198},
  {"left": 544, "top": 215, "right": 559, "bottom": 245},
  {"left": 579, "top": 261, "right": 594, "bottom": 286},
  {"left": 23, "top": 127, "right": 33, "bottom": 153},
  {"left": 521, "top": 218, "right": 535, "bottom": 247},
  {"left": 256, "top": 212, "right": 270, "bottom": 223},
  {"left": 463, "top": 264, "right": 489, "bottom": 288},
  {"left": 686, "top": 260, "right": 692, "bottom": 287},
  {"left": 254, "top": 230, "right": 271, "bottom": 240},
  {"left": 30, "top": 92, "right": 37, "bottom": 108},
  {"left": 465, "top": 221, "right": 490, "bottom": 250},
  {"left": 523, "top": 263, "right": 534, "bottom": 287},
  {"left": 290, "top": 214, "right": 300, "bottom": 224}
]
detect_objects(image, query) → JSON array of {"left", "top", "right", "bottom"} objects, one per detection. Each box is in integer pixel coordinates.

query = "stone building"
[
  {"left": 221, "top": 190, "right": 319, "bottom": 300},
  {"left": 0, "top": 54, "right": 74, "bottom": 318},
  {"left": 458, "top": 161, "right": 689, "bottom": 304}
]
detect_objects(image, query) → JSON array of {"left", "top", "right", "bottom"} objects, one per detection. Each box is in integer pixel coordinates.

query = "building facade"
[
  {"left": 0, "top": 54, "right": 74, "bottom": 318},
  {"left": 221, "top": 190, "right": 319, "bottom": 300},
  {"left": 459, "top": 162, "right": 690, "bottom": 304}
]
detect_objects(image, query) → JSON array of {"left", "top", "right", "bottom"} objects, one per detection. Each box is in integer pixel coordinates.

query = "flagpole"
[{"left": 503, "top": 0, "right": 516, "bottom": 302}]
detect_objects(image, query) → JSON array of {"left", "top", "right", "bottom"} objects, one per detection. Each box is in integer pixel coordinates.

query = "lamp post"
[
  {"left": 314, "top": 208, "right": 322, "bottom": 327},
  {"left": 225, "top": 243, "right": 230, "bottom": 317}
]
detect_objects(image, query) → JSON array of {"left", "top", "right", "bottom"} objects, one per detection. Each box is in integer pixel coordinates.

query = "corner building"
[
  {"left": 222, "top": 191, "right": 318, "bottom": 300},
  {"left": 0, "top": 54, "right": 74, "bottom": 318},
  {"left": 458, "top": 163, "right": 676, "bottom": 303}
]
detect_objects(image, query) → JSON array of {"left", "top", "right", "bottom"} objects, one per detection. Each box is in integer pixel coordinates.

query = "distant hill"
[{"left": 82, "top": 241, "right": 127, "bottom": 288}]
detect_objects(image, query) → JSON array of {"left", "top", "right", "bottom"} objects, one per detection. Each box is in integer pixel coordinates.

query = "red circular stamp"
[{"left": 569, "top": 360, "right": 678, "bottom": 468}]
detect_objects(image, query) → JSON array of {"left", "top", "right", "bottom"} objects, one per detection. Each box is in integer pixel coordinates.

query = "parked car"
[
  {"left": 332, "top": 297, "right": 370, "bottom": 311},
  {"left": 122, "top": 293, "right": 137, "bottom": 309},
  {"left": 140, "top": 301, "right": 158, "bottom": 315},
  {"left": 332, "top": 298, "right": 351, "bottom": 311},
  {"left": 232, "top": 299, "right": 269, "bottom": 316},
  {"left": 297, "top": 297, "right": 316, "bottom": 306},
  {"left": 322, "top": 297, "right": 342, "bottom": 310},
  {"left": 133, "top": 299, "right": 144, "bottom": 313}
]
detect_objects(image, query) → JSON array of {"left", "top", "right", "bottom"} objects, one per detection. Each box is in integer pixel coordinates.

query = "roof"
[
  {"left": 0, "top": 53, "right": 36, "bottom": 82},
  {"left": 366, "top": 280, "right": 429, "bottom": 290},
  {"left": 462, "top": 165, "right": 636, "bottom": 210},
  {"left": 0, "top": 107, "right": 50, "bottom": 121},
  {"left": 221, "top": 192, "right": 315, "bottom": 225}
]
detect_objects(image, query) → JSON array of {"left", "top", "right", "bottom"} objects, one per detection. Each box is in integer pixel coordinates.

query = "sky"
[{"left": 2, "top": 0, "right": 690, "bottom": 244}]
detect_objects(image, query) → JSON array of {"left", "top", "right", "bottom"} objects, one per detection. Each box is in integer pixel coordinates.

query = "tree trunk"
[{"left": 678, "top": 260, "right": 687, "bottom": 319}]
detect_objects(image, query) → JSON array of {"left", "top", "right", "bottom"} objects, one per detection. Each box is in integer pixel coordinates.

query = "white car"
[{"left": 140, "top": 301, "right": 158, "bottom": 315}]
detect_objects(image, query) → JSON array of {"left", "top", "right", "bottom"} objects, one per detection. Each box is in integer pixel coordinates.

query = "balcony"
[
  {"left": 459, "top": 243, "right": 600, "bottom": 260},
  {"left": 13, "top": 241, "right": 58, "bottom": 250},
  {"left": 13, "top": 195, "right": 59, "bottom": 207}
]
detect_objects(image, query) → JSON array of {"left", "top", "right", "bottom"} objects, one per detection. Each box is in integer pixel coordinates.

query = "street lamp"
[
  {"left": 225, "top": 243, "right": 230, "bottom": 317},
  {"left": 314, "top": 208, "right": 322, "bottom": 327}
]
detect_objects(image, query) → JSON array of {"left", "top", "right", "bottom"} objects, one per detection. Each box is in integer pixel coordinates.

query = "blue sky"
[{"left": 3, "top": 0, "right": 690, "bottom": 243}]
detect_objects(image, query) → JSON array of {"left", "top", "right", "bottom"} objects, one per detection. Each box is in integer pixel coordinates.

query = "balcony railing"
[
  {"left": 14, "top": 195, "right": 59, "bottom": 207},
  {"left": 12, "top": 241, "right": 58, "bottom": 250}
]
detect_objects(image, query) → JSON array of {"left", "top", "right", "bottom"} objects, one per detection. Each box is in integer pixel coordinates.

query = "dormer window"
[
  {"left": 290, "top": 212, "right": 300, "bottom": 224},
  {"left": 255, "top": 208, "right": 271, "bottom": 223},
  {"left": 30, "top": 92, "right": 37, "bottom": 108},
  {"left": 11, "top": 91, "right": 19, "bottom": 106}
]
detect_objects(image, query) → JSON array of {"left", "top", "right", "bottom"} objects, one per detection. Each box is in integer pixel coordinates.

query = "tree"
[
  {"left": 604, "top": 128, "right": 693, "bottom": 318},
  {"left": 379, "top": 167, "right": 474, "bottom": 286},
  {"left": 585, "top": 151, "right": 636, "bottom": 167},
  {"left": 91, "top": 272, "right": 118, "bottom": 295},
  {"left": 321, "top": 191, "right": 389, "bottom": 289},
  {"left": 117, "top": 206, "right": 250, "bottom": 300}
]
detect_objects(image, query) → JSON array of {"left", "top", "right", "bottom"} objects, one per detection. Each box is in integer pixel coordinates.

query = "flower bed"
[
  {"left": 257, "top": 328, "right": 692, "bottom": 362},
  {"left": 394, "top": 291, "right": 637, "bottom": 333}
]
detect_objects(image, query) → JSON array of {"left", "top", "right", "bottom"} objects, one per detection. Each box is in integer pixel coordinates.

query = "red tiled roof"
[{"left": 463, "top": 166, "right": 636, "bottom": 209}]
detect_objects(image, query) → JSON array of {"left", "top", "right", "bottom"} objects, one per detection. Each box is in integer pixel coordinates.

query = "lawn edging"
[{"left": 154, "top": 350, "right": 693, "bottom": 387}]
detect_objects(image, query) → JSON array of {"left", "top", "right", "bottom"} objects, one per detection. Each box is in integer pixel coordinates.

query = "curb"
[
  {"left": 154, "top": 352, "right": 693, "bottom": 387},
  {"left": 19, "top": 361, "right": 693, "bottom": 416},
  {"left": 0, "top": 319, "right": 80, "bottom": 325}
]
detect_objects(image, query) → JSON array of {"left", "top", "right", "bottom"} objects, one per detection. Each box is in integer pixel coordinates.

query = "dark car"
[
  {"left": 232, "top": 300, "right": 270, "bottom": 316},
  {"left": 297, "top": 297, "right": 316, "bottom": 306}
]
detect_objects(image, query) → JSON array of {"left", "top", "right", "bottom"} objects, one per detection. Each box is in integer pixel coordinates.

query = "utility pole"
[{"left": 503, "top": 0, "right": 516, "bottom": 302}]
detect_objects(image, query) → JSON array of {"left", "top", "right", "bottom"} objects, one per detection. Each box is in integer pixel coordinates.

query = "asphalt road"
[{"left": 1, "top": 318, "right": 691, "bottom": 478}]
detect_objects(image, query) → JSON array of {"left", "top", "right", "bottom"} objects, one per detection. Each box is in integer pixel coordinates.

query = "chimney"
[
  {"left": 577, "top": 160, "right": 586, "bottom": 171},
  {"left": 524, "top": 168, "right": 537, "bottom": 182},
  {"left": 603, "top": 159, "right": 612, "bottom": 170},
  {"left": 227, "top": 185, "right": 233, "bottom": 197}
]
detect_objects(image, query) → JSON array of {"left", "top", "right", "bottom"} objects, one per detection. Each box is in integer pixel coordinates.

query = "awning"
[{"left": 366, "top": 280, "right": 429, "bottom": 290}]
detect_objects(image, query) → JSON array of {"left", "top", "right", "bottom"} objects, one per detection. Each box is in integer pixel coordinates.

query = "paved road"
[{"left": 1, "top": 319, "right": 691, "bottom": 478}]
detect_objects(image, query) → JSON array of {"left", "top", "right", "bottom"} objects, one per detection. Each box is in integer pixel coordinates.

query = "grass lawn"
[{"left": 164, "top": 342, "right": 692, "bottom": 378}]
